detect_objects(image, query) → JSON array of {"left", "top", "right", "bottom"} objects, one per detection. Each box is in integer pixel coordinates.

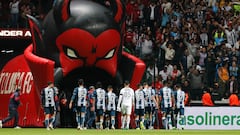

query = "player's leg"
[
  {"left": 135, "top": 109, "right": 140, "bottom": 129},
  {"left": 151, "top": 107, "right": 156, "bottom": 129},
  {"left": 148, "top": 108, "right": 153, "bottom": 129},
  {"left": 172, "top": 109, "right": 178, "bottom": 129},
  {"left": 166, "top": 108, "right": 172, "bottom": 130},
  {"left": 110, "top": 110, "right": 116, "bottom": 129},
  {"left": 1, "top": 108, "right": 15, "bottom": 127},
  {"left": 179, "top": 108, "right": 185, "bottom": 130},
  {"left": 49, "top": 107, "right": 56, "bottom": 129},
  {"left": 121, "top": 105, "right": 126, "bottom": 129},
  {"left": 105, "top": 112, "right": 110, "bottom": 129},
  {"left": 99, "top": 109, "right": 104, "bottom": 129},
  {"left": 95, "top": 110, "right": 100, "bottom": 129},
  {"left": 140, "top": 109, "right": 145, "bottom": 129},
  {"left": 44, "top": 107, "right": 51, "bottom": 130},
  {"left": 13, "top": 109, "right": 19, "bottom": 128},
  {"left": 80, "top": 106, "right": 86, "bottom": 129},
  {"left": 76, "top": 111, "right": 81, "bottom": 129},
  {"left": 161, "top": 108, "right": 167, "bottom": 130},
  {"left": 125, "top": 105, "right": 132, "bottom": 129}
]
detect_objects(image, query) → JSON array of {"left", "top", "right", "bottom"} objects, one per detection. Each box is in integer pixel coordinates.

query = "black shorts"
[{"left": 44, "top": 107, "right": 55, "bottom": 115}]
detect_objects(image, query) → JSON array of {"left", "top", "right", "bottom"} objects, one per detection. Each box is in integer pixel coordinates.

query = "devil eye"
[
  {"left": 104, "top": 48, "right": 115, "bottom": 59},
  {"left": 63, "top": 46, "right": 79, "bottom": 59}
]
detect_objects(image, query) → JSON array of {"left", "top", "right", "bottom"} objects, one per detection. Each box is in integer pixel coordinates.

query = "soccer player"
[
  {"left": 105, "top": 85, "right": 117, "bottom": 130},
  {"left": 69, "top": 79, "right": 88, "bottom": 130},
  {"left": 143, "top": 82, "right": 158, "bottom": 129},
  {"left": 173, "top": 84, "right": 185, "bottom": 130},
  {"left": 0, "top": 88, "right": 21, "bottom": 129},
  {"left": 93, "top": 82, "right": 106, "bottom": 129},
  {"left": 134, "top": 83, "right": 146, "bottom": 130},
  {"left": 158, "top": 81, "right": 175, "bottom": 130},
  {"left": 41, "top": 81, "right": 58, "bottom": 130},
  {"left": 86, "top": 86, "right": 96, "bottom": 129},
  {"left": 117, "top": 80, "right": 135, "bottom": 130}
]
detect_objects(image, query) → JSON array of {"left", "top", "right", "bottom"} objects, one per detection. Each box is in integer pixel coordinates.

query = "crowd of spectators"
[
  {"left": 123, "top": 0, "right": 240, "bottom": 104},
  {"left": 0, "top": 0, "right": 53, "bottom": 28},
  {"left": 1, "top": 0, "right": 240, "bottom": 105}
]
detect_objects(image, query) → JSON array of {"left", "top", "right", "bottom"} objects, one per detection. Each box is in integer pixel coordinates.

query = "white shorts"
[{"left": 121, "top": 104, "right": 132, "bottom": 115}]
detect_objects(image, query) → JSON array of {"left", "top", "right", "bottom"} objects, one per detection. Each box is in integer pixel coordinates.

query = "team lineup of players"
[{"left": 41, "top": 79, "right": 186, "bottom": 130}]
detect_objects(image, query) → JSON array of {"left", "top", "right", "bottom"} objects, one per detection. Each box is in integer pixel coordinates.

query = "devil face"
[{"left": 56, "top": 28, "right": 120, "bottom": 77}]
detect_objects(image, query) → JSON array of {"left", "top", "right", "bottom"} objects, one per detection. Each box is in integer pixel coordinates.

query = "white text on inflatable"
[{"left": 0, "top": 72, "right": 33, "bottom": 94}]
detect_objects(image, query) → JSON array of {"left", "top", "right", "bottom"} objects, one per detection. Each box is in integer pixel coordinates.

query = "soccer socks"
[
  {"left": 162, "top": 117, "right": 167, "bottom": 129},
  {"left": 45, "top": 119, "right": 49, "bottom": 128},
  {"left": 126, "top": 116, "right": 130, "bottom": 129},
  {"left": 76, "top": 114, "right": 81, "bottom": 126},
  {"left": 135, "top": 119, "right": 139, "bottom": 128},
  {"left": 121, "top": 116, "right": 126, "bottom": 129},
  {"left": 111, "top": 118, "right": 115, "bottom": 127},
  {"left": 106, "top": 120, "right": 110, "bottom": 128},
  {"left": 80, "top": 116, "right": 85, "bottom": 128},
  {"left": 167, "top": 115, "right": 172, "bottom": 129}
]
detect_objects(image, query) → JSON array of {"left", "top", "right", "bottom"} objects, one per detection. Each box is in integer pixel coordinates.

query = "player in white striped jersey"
[
  {"left": 41, "top": 81, "right": 58, "bottom": 130},
  {"left": 173, "top": 84, "right": 185, "bottom": 130},
  {"left": 117, "top": 81, "right": 135, "bottom": 130},
  {"left": 69, "top": 79, "right": 88, "bottom": 130},
  {"left": 134, "top": 83, "right": 146, "bottom": 130},
  {"left": 143, "top": 82, "right": 158, "bottom": 129},
  {"left": 149, "top": 85, "right": 158, "bottom": 129},
  {"left": 158, "top": 81, "right": 175, "bottom": 130},
  {"left": 93, "top": 82, "right": 106, "bottom": 129},
  {"left": 105, "top": 85, "right": 117, "bottom": 130}
]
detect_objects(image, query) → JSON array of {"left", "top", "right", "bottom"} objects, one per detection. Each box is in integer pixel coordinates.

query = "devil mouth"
[{"left": 54, "top": 67, "right": 122, "bottom": 94}]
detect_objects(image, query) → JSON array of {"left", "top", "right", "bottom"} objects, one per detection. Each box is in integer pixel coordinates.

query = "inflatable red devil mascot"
[{"left": 0, "top": 0, "right": 145, "bottom": 127}]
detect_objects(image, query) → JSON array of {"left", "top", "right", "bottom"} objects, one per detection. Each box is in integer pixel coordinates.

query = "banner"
[
  {"left": 0, "top": 29, "right": 31, "bottom": 39},
  {"left": 179, "top": 107, "right": 240, "bottom": 130}
]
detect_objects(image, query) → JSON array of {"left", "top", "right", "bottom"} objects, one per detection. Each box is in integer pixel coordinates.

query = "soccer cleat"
[
  {"left": 140, "top": 121, "right": 145, "bottom": 129},
  {"left": 100, "top": 124, "right": 103, "bottom": 130},
  {"left": 0, "top": 120, "right": 2, "bottom": 128},
  {"left": 14, "top": 126, "right": 21, "bottom": 129},
  {"left": 111, "top": 126, "right": 115, "bottom": 130},
  {"left": 49, "top": 124, "right": 54, "bottom": 130},
  {"left": 46, "top": 127, "right": 50, "bottom": 130},
  {"left": 148, "top": 126, "right": 154, "bottom": 130},
  {"left": 136, "top": 127, "right": 140, "bottom": 130},
  {"left": 105, "top": 127, "right": 109, "bottom": 130}
]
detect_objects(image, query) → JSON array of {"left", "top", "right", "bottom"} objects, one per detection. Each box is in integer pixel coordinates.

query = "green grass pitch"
[{"left": 0, "top": 128, "right": 240, "bottom": 135}]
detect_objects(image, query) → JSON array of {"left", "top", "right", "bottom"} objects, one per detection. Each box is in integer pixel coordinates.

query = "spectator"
[
  {"left": 202, "top": 88, "right": 214, "bottom": 106},
  {"left": 229, "top": 91, "right": 239, "bottom": 106},
  {"left": 188, "top": 67, "right": 204, "bottom": 100},
  {"left": 226, "top": 76, "right": 239, "bottom": 98},
  {"left": 9, "top": 0, "right": 21, "bottom": 28},
  {"left": 217, "top": 61, "right": 229, "bottom": 99}
]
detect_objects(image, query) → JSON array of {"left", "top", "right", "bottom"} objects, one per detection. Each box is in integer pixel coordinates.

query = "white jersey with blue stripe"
[
  {"left": 135, "top": 89, "right": 145, "bottom": 109},
  {"left": 94, "top": 88, "right": 106, "bottom": 109},
  {"left": 77, "top": 86, "right": 87, "bottom": 106},
  {"left": 143, "top": 88, "right": 152, "bottom": 107},
  {"left": 174, "top": 90, "right": 185, "bottom": 109},
  {"left": 106, "top": 92, "right": 116, "bottom": 111},
  {"left": 43, "top": 87, "right": 55, "bottom": 107},
  {"left": 159, "top": 86, "right": 173, "bottom": 108},
  {"left": 150, "top": 88, "right": 157, "bottom": 107}
]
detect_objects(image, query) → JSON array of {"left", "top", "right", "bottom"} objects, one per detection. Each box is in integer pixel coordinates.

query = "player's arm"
[
  {"left": 158, "top": 90, "right": 163, "bottom": 107},
  {"left": 152, "top": 94, "right": 158, "bottom": 109},
  {"left": 132, "top": 90, "right": 135, "bottom": 107},
  {"left": 171, "top": 91, "right": 176, "bottom": 109},
  {"left": 117, "top": 90, "right": 123, "bottom": 112},
  {"left": 40, "top": 89, "right": 45, "bottom": 108},
  {"left": 69, "top": 88, "right": 77, "bottom": 109}
]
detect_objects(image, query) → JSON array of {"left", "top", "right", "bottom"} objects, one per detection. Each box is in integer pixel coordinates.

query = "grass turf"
[{"left": 0, "top": 128, "right": 240, "bottom": 135}]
